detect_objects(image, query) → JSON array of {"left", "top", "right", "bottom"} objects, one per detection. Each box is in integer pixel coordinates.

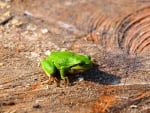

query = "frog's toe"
[
  {"left": 41, "top": 79, "right": 53, "bottom": 85},
  {"left": 54, "top": 78, "right": 60, "bottom": 87},
  {"left": 41, "top": 75, "right": 56, "bottom": 85},
  {"left": 61, "top": 77, "right": 71, "bottom": 86}
]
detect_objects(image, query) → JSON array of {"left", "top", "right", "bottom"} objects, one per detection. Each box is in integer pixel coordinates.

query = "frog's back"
[
  {"left": 49, "top": 51, "right": 75, "bottom": 59},
  {"left": 48, "top": 51, "right": 80, "bottom": 68}
]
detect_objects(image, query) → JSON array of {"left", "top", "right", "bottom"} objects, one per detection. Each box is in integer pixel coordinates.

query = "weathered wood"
[{"left": 0, "top": 0, "right": 150, "bottom": 113}]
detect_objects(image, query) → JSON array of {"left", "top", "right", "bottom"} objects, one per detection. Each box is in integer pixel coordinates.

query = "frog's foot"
[
  {"left": 61, "top": 77, "right": 71, "bottom": 86},
  {"left": 41, "top": 79, "right": 52, "bottom": 85},
  {"left": 53, "top": 77, "right": 60, "bottom": 87},
  {"left": 41, "top": 76, "right": 56, "bottom": 85}
]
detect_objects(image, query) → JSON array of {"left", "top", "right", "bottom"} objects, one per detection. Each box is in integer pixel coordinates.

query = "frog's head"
[{"left": 77, "top": 55, "right": 92, "bottom": 70}]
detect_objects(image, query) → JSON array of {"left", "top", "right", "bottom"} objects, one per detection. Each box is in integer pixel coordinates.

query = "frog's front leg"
[
  {"left": 41, "top": 59, "right": 59, "bottom": 86},
  {"left": 60, "top": 68, "right": 70, "bottom": 85}
]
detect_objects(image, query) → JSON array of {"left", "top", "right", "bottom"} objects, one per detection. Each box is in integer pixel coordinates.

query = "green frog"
[{"left": 41, "top": 51, "right": 92, "bottom": 86}]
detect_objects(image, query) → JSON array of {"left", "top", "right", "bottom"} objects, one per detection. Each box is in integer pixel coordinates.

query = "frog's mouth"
[
  {"left": 68, "top": 69, "right": 86, "bottom": 74},
  {"left": 69, "top": 63, "right": 92, "bottom": 74}
]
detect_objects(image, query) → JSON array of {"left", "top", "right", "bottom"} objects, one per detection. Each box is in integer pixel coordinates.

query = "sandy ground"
[{"left": 0, "top": 0, "right": 150, "bottom": 113}]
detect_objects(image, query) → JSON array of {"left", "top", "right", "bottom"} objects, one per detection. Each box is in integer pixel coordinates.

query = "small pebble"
[
  {"left": 41, "top": 28, "right": 48, "bottom": 34},
  {"left": 45, "top": 50, "right": 51, "bottom": 56},
  {"left": 130, "top": 104, "right": 137, "bottom": 108},
  {"left": 0, "top": 63, "right": 4, "bottom": 66},
  {"left": 35, "top": 99, "right": 44, "bottom": 103},
  {"left": 24, "top": 10, "right": 33, "bottom": 17},
  {"left": 0, "top": 2, "right": 7, "bottom": 9},
  {"left": 3, "top": 11, "right": 10, "bottom": 17},
  {"left": 27, "top": 24, "right": 37, "bottom": 31},
  {"left": 11, "top": 19, "right": 23, "bottom": 27},
  {"left": 31, "top": 52, "right": 40, "bottom": 58},
  {"left": 78, "top": 76, "right": 84, "bottom": 82}
]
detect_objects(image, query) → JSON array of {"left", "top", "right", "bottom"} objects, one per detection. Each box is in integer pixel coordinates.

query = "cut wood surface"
[{"left": 0, "top": 0, "right": 150, "bottom": 113}]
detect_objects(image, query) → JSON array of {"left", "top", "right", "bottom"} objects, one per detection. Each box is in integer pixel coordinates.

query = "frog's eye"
[
  {"left": 86, "top": 55, "right": 91, "bottom": 60},
  {"left": 79, "top": 62, "right": 85, "bottom": 66}
]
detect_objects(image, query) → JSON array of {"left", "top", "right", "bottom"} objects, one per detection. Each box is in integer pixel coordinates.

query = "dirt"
[{"left": 0, "top": 0, "right": 150, "bottom": 113}]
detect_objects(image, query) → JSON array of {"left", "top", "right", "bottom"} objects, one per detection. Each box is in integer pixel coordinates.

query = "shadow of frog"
[{"left": 70, "top": 65, "right": 121, "bottom": 85}]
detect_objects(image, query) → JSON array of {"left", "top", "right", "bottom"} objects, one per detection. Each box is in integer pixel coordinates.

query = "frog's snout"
[
  {"left": 86, "top": 55, "right": 91, "bottom": 60},
  {"left": 86, "top": 62, "right": 93, "bottom": 68}
]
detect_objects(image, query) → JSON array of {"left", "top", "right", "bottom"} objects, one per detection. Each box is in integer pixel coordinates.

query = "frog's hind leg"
[{"left": 41, "top": 59, "right": 59, "bottom": 86}]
